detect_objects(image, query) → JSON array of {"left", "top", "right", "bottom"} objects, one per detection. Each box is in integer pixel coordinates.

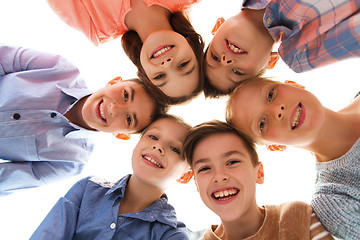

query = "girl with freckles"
[{"left": 226, "top": 77, "right": 360, "bottom": 239}]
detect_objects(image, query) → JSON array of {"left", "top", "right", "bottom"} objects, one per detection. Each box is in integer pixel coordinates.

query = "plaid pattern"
[{"left": 244, "top": 0, "right": 360, "bottom": 72}]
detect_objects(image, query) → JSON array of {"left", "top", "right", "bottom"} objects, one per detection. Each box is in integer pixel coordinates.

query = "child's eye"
[
  {"left": 153, "top": 73, "right": 165, "bottom": 80},
  {"left": 198, "top": 166, "right": 210, "bottom": 173},
  {"left": 267, "top": 89, "right": 274, "bottom": 102},
  {"left": 126, "top": 115, "right": 132, "bottom": 126},
  {"left": 259, "top": 118, "right": 266, "bottom": 132},
  {"left": 178, "top": 61, "right": 189, "bottom": 69},
  {"left": 211, "top": 53, "right": 220, "bottom": 62},
  {"left": 232, "top": 69, "right": 244, "bottom": 76},
  {"left": 124, "top": 90, "right": 129, "bottom": 101},
  {"left": 149, "top": 134, "right": 158, "bottom": 140},
  {"left": 170, "top": 146, "right": 180, "bottom": 154},
  {"left": 227, "top": 160, "right": 240, "bottom": 166}
]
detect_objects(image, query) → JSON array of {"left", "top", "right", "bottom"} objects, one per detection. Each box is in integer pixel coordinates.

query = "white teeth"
[
  {"left": 213, "top": 189, "right": 238, "bottom": 200},
  {"left": 292, "top": 105, "right": 302, "bottom": 129},
  {"left": 143, "top": 155, "right": 163, "bottom": 168},
  {"left": 228, "top": 42, "right": 245, "bottom": 53},
  {"left": 99, "top": 102, "right": 106, "bottom": 121},
  {"left": 152, "top": 46, "right": 172, "bottom": 58}
]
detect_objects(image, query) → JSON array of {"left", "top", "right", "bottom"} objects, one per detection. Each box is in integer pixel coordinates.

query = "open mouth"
[
  {"left": 151, "top": 45, "right": 174, "bottom": 58},
  {"left": 226, "top": 40, "right": 247, "bottom": 54},
  {"left": 290, "top": 103, "right": 305, "bottom": 130},
  {"left": 98, "top": 100, "right": 107, "bottom": 123},
  {"left": 212, "top": 188, "right": 239, "bottom": 201},
  {"left": 143, "top": 155, "right": 164, "bottom": 168}
]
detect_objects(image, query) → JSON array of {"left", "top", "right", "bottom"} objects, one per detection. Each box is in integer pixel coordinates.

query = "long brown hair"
[{"left": 121, "top": 11, "right": 205, "bottom": 105}]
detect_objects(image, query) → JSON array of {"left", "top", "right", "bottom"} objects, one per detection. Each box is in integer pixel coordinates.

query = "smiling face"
[
  {"left": 82, "top": 80, "right": 155, "bottom": 134},
  {"left": 230, "top": 80, "right": 325, "bottom": 146},
  {"left": 192, "top": 133, "right": 262, "bottom": 222},
  {"left": 131, "top": 117, "right": 190, "bottom": 190},
  {"left": 205, "top": 12, "right": 275, "bottom": 93},
  {"left": 140, "top": 30, "right": 199, "bottom": 98}
]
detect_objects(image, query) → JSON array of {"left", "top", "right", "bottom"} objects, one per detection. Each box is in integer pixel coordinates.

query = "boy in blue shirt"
[{"left": 0, "top": 44, "right": 167, "bottom": 196}]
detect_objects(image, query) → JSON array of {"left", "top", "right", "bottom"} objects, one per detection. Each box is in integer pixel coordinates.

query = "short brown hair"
[
  {"left": 141, "top": 114, "right": 191, "bottom": 137},
  {"left": 182, "top": 120, "right": 259, "bottom": 167},
  {"left": 122, "top": 11, "right": 205, "bottom": 105}
]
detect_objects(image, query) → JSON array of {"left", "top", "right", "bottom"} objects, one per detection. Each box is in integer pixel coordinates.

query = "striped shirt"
[{"left": 243, "top": 0, "right": 360, "bottom": 73}]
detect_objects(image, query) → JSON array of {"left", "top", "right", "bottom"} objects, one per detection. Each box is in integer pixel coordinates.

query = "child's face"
[
  {"left": 132, "top": 118, "right": 189, "bottom": 190},
  {"left": 140, "top": 30, "right": 199, "bottom": 98},
  {"left": 82, "top": 80, "right": 155, "bottom": 134},
  {"left": 230, "top": 81, "right": 325, "bottom": 146},
  {"left": 192, "top": 133, "right": 261, "bottom": 222},
  {"left": 205, "top": 13, "right": 274, "bottom": 93}
]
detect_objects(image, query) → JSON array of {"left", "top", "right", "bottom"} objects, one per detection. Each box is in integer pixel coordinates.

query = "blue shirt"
[
  {"left": 30, "top": 175, "right": 189, "bottom": 240},
  {"left": 243, "top": 0, "right": 360, "bottom": 73},
  {"left": 0, "top": 44, "right": 94, "bottom": 196}
]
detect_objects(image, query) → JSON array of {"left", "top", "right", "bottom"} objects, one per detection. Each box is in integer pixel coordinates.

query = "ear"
[
  {"left": 113, "top": 133, "right": 130, "bottom": 140},
  {"left": 176, "top": 170, "right": 193, "bottom": 184},
  {"left": 284, "top": 80, "right": 305, "bottom": 89},
  {"left": 107, "top": 76, "right": 123, "bottom": 86},
  {"left": 194, "top": 179, "right": 199, "bottom": 192},
  {"left": 211, "top": 17, "right": 225, "bottom": 35},
  {"left": 266, "top": 52, "right": 280, "bottom": 69},
  {"left": 266, "top": 144, "right": 286, "bottom": 151},
  {"left": 256, "top": 162, "right": 264, "bottom": 184}
]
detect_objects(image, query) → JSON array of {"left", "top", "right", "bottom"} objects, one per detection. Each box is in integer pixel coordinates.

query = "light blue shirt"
[
  {"left": 0, "top": 44, "right": 94, "bottom": 196},
  {"left": 31, "top": 175, "right": 189, "bottom": 240}
]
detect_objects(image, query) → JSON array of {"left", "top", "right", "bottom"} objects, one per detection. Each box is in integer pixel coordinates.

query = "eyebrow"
[
  {"left": 130, "top": 88, "right": 135, "bottom": 102},
  {"left": 155, "top": 80, "right": 167, "bottom": 88},
  {"left": 133, "top": 113, "right": 138, "bottom": 128},
  {"left": 193, "top": 158, "right": 209, "bottom": 169}
]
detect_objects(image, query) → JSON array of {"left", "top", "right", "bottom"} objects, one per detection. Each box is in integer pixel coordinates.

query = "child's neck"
[
  {"left": 125, "top": 0, "right": 173, "bottom": 42},
  {"left": 216, "top": 206, "right": 265, "bottom": 240},
  {"left": 118, "top": 174, "right": 164, "bottom": 214},
  {"left": 64, "top": 95, "right": 96, "bottom": 131},
  {"left": 302, "top": 100, "right": 360, "bottom": 162}
]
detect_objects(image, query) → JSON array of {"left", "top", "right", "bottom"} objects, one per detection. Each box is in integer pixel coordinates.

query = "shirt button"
[
  {"left": 265, "top": 17, "right": 271, "bottom": 25},
  {"left": 50, "top": 112, "right": 57, "bottom": 118},
  {"left": 12, "top": 113, "right": 21, "bottom": 120},
  {"left": 110, "top": 223, "right": 116, "bottom": 229}
]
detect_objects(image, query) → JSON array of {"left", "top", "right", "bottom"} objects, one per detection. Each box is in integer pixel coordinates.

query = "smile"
[
  {"left": 151, "top": 45, "right": 174, "bottom": 58},
  {"left": 98, "top": 100, "right": 107, "bottom": 123},
  {"left": 143, "top": 155, "right": 164, "bottom": 168},
  {"left": 212, "top": 188, "right": 239, "bottom": 201},
  {"left": 290, "top": 103, "right": 305, "bottom": 130},
  {"left": 226, "top": 40, "right": 247, "bottom": 54}
]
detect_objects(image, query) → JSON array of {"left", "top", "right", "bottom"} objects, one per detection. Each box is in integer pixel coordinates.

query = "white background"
[{"left": 0, "top": 0, "right": 359, "bottom": 239}]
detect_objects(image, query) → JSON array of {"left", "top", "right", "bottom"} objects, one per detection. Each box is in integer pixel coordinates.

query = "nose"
[
  {"left": 221, "top": 54, "right": 232, "bottom": 66},
  {"left": 213, "top": 169, "right": 229, "bottom": 183},
  {"left": 108, "top": 101, "right": 127, "bottom": 117},
  {"left": 273, "top": 104, "right": 285, "bottom": 119},
  {"left": 152, "top": 145, "right": 163, "bottom": 154},
  {"left": 160, "top": 58, "right": 173, "bottom": 67}
]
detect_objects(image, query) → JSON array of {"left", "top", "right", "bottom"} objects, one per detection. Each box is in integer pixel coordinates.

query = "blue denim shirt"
[
  {"left": 31, "top": 175, "right": 189, "bottom": 240},
  {"left": 0, "top": 44, "right": 94, "bottom": 196}
]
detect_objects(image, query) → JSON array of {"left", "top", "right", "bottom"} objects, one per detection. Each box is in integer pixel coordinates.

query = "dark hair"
[
  {"left": 128, "top": 78, "right": 169, "bottom": 133},
  {"left": 122, "top": 11, "right": 205, "bottom": 105},
  {"left": 182, "top": 120, "right": 259, "bottom": 167},
  {"left": 202, "top": 46, "right": 266, "bottom": 98}
]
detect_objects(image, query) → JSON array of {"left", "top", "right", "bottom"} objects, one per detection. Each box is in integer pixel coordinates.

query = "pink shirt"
[{"left": 47, "top": 0, "right": 199, "bottom": 45}]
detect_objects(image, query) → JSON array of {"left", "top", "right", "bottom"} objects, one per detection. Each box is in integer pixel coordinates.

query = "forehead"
[
  {"left": 193, "top": 133, "right": 250, "bottom": 160},
  {"left": 145, "top": 118, "right": 188, "bottom": 139}
]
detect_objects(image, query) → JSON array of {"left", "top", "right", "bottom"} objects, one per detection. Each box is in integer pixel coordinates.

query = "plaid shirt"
[{"left": 243, "top": 0, "right": 360, "bottom": 73}]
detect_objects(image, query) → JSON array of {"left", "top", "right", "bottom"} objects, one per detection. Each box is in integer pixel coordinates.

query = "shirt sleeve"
[
  {"left": 0, "top": 43, "right": 80, "bottom": 80},
  {"left": 309, "top": 212, "right": 334, "bottom": 240},
  {"left": 0, "top": 161, "right": 84, "bottom": 196},
  {"left": 30, "top": 177, "right": 90, "bottom": 240}
]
